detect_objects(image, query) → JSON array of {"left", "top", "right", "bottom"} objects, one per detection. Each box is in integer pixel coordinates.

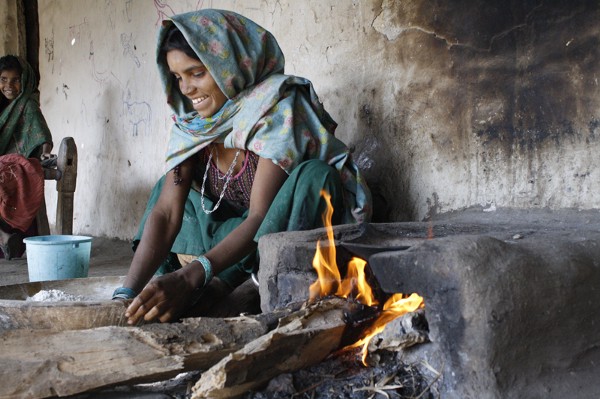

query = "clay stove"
[{"left": 257, "top": 208, "right": 600, "bottom": 399}]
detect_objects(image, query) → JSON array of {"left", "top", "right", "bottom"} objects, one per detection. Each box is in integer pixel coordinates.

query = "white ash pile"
[{"left": 26, "top": 289, "right": 89, "bottom": 302}]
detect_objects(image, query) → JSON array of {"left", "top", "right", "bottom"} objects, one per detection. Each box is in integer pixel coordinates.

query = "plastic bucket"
[{"left": 23, "top": 235, "right": 92, "bottom": 282}]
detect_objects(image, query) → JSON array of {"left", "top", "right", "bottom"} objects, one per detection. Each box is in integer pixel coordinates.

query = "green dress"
[{"left": 135, "top": 159, "right": 345, "bottom": 289}]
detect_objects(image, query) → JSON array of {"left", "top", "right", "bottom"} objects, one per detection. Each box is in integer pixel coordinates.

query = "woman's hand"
[
  {"left": 122, "top": 158, "right": 195, "bottom": 320},
  {"left": 125, "top": 265, "right": 203, "bottom": 324}
]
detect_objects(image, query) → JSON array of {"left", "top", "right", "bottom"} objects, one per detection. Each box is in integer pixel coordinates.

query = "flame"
[
  {"left": 309, "top": 190, "right": 425, "bottom": 364},
  {"left": 309, "top": 191, "right": 341, "bottom": 301},
  {"left": 348, "top": 293, "right": 424, "bottom": 364}
]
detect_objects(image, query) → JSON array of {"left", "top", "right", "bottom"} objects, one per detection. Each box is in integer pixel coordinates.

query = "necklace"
[
  {"left": 212, "top": 146, "right": 229, "bottom": 180},
  {"left": 200, "top": 146, "right": 242, "bottom": 214}
]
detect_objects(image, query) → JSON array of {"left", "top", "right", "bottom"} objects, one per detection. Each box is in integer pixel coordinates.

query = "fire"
[{"left": 309, "top": 190, "right": 424, "bottom": 364}]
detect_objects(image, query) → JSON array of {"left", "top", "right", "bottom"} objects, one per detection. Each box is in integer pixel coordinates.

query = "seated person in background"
[
  {"left": 0, "top": 55, "right": 53, "bottom": 259},
  {"left": 114, "top": 9, "right": 371, "bottom": 323}
]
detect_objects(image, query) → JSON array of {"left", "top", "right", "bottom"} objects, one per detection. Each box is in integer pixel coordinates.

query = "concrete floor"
[{"left": 0, "top": 236, "right": 133, "bottom": 287}]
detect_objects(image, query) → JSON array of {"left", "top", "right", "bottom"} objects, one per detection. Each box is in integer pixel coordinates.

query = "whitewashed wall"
[
  {"left": 36, "top": 0, "right": 600, "bottom": 239},
  {"left": 38, "top": 0, "right": 380, "bottom": 238}
]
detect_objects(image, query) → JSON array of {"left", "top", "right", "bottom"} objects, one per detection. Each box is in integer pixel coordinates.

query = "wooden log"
[
  {"left": 0, "top": 276, "right": 127, "bottom": 332},
  {"left": 0, "top": 311, "right": 287, "bottom": 399},
  {"left": 0, "top": 298, "right": 129, "bottom": 332},
  {"left": 192, "top": 297, "right": 369, "bottom": 399}
]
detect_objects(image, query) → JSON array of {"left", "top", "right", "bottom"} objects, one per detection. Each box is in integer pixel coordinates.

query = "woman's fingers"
[
  {"left": 124, "top": 271, "right": 195, "bottom": 324},
  {"left": 125, "top": 285, "right": 161, "bottom": 324},
  {"left": 143, "top": 302, "right": 163, "bottom": 322}
]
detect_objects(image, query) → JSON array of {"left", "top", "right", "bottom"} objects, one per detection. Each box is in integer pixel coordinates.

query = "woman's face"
[
  {"left": 166, "top": 49, "right": 228, "bottom": 118},
  {"left": 0, "top": 69, "right": 21, "bottom": 102}
]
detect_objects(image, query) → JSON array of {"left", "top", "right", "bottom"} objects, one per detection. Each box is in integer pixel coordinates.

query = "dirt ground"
[{"left": 0, "top": 236, "right": 133, "bottom": 287}]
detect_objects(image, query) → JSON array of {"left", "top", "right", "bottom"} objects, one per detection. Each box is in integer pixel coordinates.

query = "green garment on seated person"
[{"left": 133, "top": 159, "right": 345, "bottom": 289}]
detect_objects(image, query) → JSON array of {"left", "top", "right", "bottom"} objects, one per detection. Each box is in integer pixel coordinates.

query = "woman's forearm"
[
  {"left": 124, "top": 209, "right": 182, "bottom": 293},
  {"left": 201, "top": 214, "right": 263, "bottom": 276}
]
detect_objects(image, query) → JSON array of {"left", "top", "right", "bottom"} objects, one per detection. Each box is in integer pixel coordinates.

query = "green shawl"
[{"left": 0, "top": 57, "right": 52, "bottom": 157}]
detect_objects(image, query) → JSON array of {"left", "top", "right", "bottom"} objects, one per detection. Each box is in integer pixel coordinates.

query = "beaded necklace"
[{"left": 200, "top": 146, "right": 242, "bottom": 214}]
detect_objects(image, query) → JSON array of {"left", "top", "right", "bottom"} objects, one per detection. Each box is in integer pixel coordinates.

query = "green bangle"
[
  {"left": 112, "top": 287, "right": 137, "bottom": 300},
  {"left": 196, "top": 255, "right": 213, "bottom": 287}
]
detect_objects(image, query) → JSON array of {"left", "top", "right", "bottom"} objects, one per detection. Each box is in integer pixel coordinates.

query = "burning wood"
[
  {"left": 0, "top": 191, "right": 427, "bottom": 398},
  {"left": 307, "top": 191, "right": 425, "bottom": 364},
  {"left": 192, "top": 192, "right": 426, "bottom": 397},
  {"left": 191, "top": 297, "right": 373, "bottom": 398},
  {"left": 0, "top": 297, "right": 378, "bottom": 398}
]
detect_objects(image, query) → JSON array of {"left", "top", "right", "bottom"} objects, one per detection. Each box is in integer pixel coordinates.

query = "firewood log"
[
  {"left": 0, "top": 311, "right": 287, "bottom": 398},
  {"left": 192, "top": 297, "right": 373, "bottom": 399}
]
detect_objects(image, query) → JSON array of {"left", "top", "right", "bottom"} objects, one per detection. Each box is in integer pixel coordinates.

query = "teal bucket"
[{"left": 24, "top": 235, "right": 92, "bottom": 282}]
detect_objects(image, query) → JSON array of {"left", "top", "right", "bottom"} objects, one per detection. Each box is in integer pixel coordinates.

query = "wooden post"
[
  {"left": 55, "top": 137, "right": 77, "bottom": 235},
  {"left": 34, "top": 200, "right": 50, "bottom": 236}
]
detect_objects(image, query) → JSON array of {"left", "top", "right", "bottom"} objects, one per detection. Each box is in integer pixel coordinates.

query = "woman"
[
  {"left": 116, "top": 9, "right": 371, "bottom": 323},
  {"left": 0, "top": 55, "right": 53, "bottom": 259}
]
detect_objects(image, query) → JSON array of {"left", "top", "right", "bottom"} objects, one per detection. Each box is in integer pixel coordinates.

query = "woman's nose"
[{"left": 180, "top": 79, "right": 192, "bottom": 95}]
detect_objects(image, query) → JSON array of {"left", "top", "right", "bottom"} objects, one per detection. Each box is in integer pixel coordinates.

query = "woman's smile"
[
  {"left": 166, "top": 49, "right": 228, "bottom": 118},
  {"left": 192, "top": 95, "right": 208, "bottom": 105},
  {"left": 0, "top": 69, "right": 21, "bottom": 101}
]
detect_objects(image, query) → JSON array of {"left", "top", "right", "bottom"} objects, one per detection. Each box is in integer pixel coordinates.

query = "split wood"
[{"left": 0, "top": 297, "right": 369, "bottom": 399}]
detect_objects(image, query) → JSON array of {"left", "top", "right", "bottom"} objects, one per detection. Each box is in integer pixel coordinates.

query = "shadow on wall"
[
  {"left": 352, "top": 135, "right": 399, "bottom": 223},
  {"left": 350, "top": 88, "right": 414, "bottom": 223}
]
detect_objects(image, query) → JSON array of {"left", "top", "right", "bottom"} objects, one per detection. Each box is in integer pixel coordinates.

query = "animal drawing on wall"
[{"left": 123, "top": 91, "right": 151, "bottom": 137}]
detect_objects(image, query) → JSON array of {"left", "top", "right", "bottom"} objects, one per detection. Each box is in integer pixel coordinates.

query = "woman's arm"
[
  {"left": 125, "top": 155, "right": 288, "bottom": 324},
  {"left": 123, "top": 157, "right": 194, "bottom": 294}
]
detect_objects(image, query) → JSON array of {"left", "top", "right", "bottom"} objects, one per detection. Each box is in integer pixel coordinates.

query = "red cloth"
[{"left": 0, "top": 154, "right": 44, "bottom": 232}]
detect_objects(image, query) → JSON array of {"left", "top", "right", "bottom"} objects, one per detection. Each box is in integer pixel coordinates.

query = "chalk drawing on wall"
[
  {"left": 121, "top": 33, "right": 141, "bottom": 68},
  {"left": 68, "top": 18, "right": 88, "bottom": 47},
  {"left": 44, "top": 31, "right": 55, "bottom": 74},
  {"left": 80, "top": 101, "right": 93, "bottom": 127},
  {"left": 89, "top": 41, "right": 110, "bottom": 83},
  {"left": 153, "top": 0, "right": 176, "bottom": 26},
  {"left": 45, "top": 34, "right": 54, "bottom": 62},
  {"left": 195, "top": 0, "right": 212, "bottom": 9},
  {"left": 105, "top": 0, "right": 117, "bottom": 30},
  {"left": 123, "top": 91, "right": 152, "bottom": 137},
  {"left": 125, "top": 0, "right": 134, "bottom": 22},
  {"left": 153, "top": 0, "right": 208, "bottom": 26}
]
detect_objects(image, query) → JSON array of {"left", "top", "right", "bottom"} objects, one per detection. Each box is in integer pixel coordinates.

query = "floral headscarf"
[
  {"left": 157, "top": 9, "right": 371, "bottom": 223},
  {"left": 0, "top": 57, "right": 52, "bottom": 157}
]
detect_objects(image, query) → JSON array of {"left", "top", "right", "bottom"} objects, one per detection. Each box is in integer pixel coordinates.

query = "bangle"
[
  {"left": 112, "top": 287, "right": 137, "bottom": 300},
  {"left": 196, "top": 255, "right": 213, "bottom": 288}
]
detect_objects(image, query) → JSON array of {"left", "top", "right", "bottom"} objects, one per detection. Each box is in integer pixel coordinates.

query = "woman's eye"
[{"left": 193, "top": 71, "right": 205, "bottom": 78}]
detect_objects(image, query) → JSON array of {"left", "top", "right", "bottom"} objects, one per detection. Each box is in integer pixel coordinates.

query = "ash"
[
  {"left": 26, "top": 289, "right": 89, "bottom": 302},
  {"left": 71, "top": 350, "right": 436, "bottom": 399},
  {"left": 243, "top": 349, "right": 435, "bottom": 399}
]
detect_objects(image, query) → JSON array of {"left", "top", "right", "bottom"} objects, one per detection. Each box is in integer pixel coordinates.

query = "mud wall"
[{"left": 29, "top": 0, "right": 600, "bottom": 238}]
